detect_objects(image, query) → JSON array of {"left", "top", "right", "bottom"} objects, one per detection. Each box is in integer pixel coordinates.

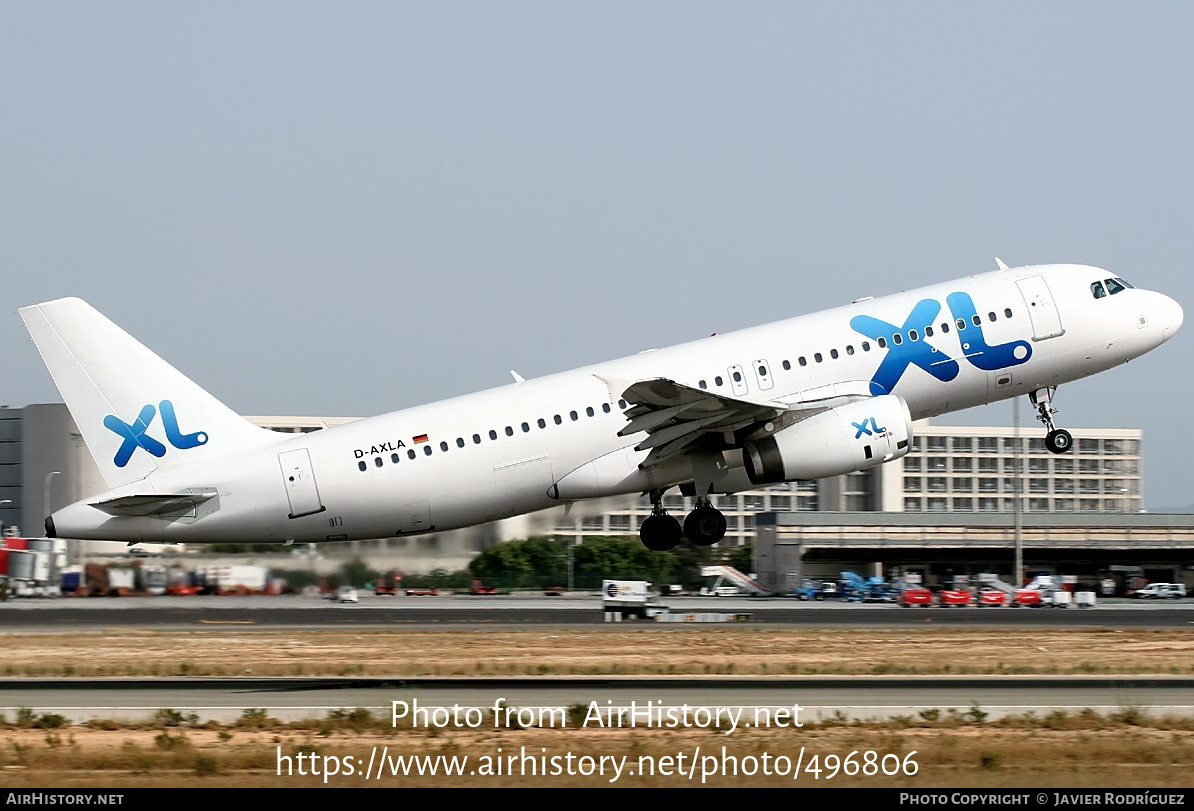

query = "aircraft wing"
[
  {"left": 607, "top": 376, "right": 875, "bottom": 468},
  {"left": 612, "top": 378, "right": 787, "bottom": 467}
]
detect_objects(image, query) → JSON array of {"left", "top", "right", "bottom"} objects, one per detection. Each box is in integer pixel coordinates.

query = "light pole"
[{"left": 0, "top": 499, "right": 11, "bottom": 538}]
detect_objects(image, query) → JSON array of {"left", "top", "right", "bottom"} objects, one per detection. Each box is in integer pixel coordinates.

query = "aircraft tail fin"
[{"left": 19, "top": 297, "right": 278, "bottom": 489}]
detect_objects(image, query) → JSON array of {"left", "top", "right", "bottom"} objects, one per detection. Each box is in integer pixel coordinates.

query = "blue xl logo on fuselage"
[
  {"left": 850, "top": 291, "right": 1032, "bottom": 396},
  {"left": 103, "top": 400, "right": 208, "bottom": 467}
]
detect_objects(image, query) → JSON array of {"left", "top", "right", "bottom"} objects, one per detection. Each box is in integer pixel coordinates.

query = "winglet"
[
  {"left": 995, "top": 257, "right": 1010, "bottom": 271},
  {"left": 510, "top": 370, "right": 525, "bottom": 384}
]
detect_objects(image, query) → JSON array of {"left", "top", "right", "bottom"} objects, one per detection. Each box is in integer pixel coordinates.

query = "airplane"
[{"left": 18, "top": 261, "right": 1183, "bottom": 552}]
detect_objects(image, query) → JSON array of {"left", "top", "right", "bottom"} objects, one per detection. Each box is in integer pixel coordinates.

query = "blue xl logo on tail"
[{"left": 103, "top": 400, "right": 208, "bottom": 467}]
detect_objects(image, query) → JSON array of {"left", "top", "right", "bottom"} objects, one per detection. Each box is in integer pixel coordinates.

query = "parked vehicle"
[
  {"left": 899, "top": 587, "right": 932, "bottom": 607},
  {"left": 1134, "top": 583, "right": 1187, "bottom": 599},
  {"left": 977, "top": 589, "right": 1007, "bottom": 607},
  {"left": 937, "top": 588, "right": 972, "bottom": 607}
]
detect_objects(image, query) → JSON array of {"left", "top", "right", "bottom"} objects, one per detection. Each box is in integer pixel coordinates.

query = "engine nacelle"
[{"left": 743, "top": 395, "right": 913, "bottom": 485}]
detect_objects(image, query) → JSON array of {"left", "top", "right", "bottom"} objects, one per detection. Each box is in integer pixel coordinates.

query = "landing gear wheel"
[
  {"left": 1045, "top": 429, "right": 1072, "bottom": 455},
  {"left": 640, "top": 514, "right": 682, "bottom": 551},
  {"left": 683, "top": 505, "right": 727, "bottom": 547}
]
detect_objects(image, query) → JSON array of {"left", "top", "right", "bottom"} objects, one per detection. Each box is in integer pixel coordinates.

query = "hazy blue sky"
[{"left": 2, "top": 3, "right": 1191, "bottom": 506}]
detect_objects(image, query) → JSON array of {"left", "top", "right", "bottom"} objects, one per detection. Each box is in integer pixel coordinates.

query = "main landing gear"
[
  {"left": 684, "top": 498, "right": 727, "bottom": 547},
  {"left": 639, "top": 490, "right": 728, "bottom": 551},
  {"left": 1030, "top": 386, "right": 1072, "bottom": 454},
  {"left": 640, "top": 489, "right": 681, "bottom": 551}
]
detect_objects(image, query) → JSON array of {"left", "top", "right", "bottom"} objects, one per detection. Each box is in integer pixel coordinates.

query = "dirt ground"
[
  {"left": 2, "top": 627, "right": 1193, "bottom": 677},
  {"left": 4, "top": 627, "right": 1194, "bottom": 787},
  {"left": 3, "top": 713, "right": 1194, "bottom": 788}
]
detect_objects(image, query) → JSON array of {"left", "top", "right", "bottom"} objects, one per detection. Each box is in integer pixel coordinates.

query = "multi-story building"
[{"left": 546, "top": 421, "right": 1143, "bottom": 547}]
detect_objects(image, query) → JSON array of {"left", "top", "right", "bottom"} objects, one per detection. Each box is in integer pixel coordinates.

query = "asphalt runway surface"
[
  {"left": 2, "top": 593, "right": 1193, "bottom": 630},
  {"left": 5, "top": 676, "right": 1192, "bottom": 724},
  {"left": 3, "top": 595, "right": 1192, "bottom": 724}
]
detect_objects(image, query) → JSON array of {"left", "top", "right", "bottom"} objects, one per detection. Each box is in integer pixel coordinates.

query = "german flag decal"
[{"left": 413, "top": 434, "right": 429, "bottom": 444}]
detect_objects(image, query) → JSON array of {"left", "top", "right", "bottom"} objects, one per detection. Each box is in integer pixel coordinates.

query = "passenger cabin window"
[
  {"left": 489, "top": 429, "right": 498, "bottom": 440},
  {"left": 602, "top": 403, "right": 611, "bottom": 413}
]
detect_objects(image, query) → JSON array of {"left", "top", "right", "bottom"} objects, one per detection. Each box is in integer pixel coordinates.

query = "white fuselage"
[{"left": 48, "top": 263, "right": 1183, "bottom": 543}]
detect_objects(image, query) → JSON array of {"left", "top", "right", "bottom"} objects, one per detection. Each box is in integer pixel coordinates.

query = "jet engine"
[{"left": 743, "top": 395, "right": 912, "bottom": 484}]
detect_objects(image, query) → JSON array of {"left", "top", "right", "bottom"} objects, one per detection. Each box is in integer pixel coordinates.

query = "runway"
[
  {"left": 4, "top": 675, "right": 1191, "bottom": 725},
  {"left": 4, "top": 595, "right": 1191, "bottom": 726},
  {"left": 2, "top": 593, "right": 1193, "bottom": 629}
]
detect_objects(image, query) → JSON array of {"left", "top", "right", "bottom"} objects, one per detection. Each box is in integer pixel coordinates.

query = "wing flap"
[{"left": 617, "top": 378, "right": 787, "bottom": 467}]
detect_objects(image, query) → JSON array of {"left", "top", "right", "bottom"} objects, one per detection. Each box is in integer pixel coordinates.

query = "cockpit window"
[
  {"left": 1105, "top": 278, "right": 1127, "bottom": 295},
  {"left": 1091, "top": 281, "right": 1107, "bottom": 299},
  {"left": 1114, "top": 277, "right": 1134, "bottom": 289}
]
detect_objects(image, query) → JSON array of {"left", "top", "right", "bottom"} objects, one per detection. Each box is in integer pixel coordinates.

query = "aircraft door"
[
  {"left": 728, "top": 365, "right": 749, "bottom": 396},
  {"left": 278, "top": 449, "right": 326, "bottom": 519},
  {"left": 752, "top": 359, "right": 775, "bottom": 391},
  {"left": 1016, "top": 276, "right": 1065, "bottom": 340}
]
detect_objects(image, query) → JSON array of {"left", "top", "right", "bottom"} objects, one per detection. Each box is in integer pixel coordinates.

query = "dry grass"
[
  {"left": 2, "top": 709, "right": 1193, "bottom": 787},
  {"left": 4, "top": 627, "right": 1193, "bottom": 786},
  {"left": 2, "top": 627, "right": 1193, "bottom": 678}
]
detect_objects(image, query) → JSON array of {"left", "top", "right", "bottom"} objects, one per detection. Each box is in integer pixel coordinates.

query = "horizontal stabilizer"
[{"left": 91, "top": 489, "right": 218, "bottom": 517}]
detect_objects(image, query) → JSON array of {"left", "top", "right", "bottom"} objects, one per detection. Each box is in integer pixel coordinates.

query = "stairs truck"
[{"left": 698, "top": 566, "right": 770, "bottom": 597}]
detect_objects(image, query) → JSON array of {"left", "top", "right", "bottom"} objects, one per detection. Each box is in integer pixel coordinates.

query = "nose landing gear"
[{"left": 1031, "top": 387, "right": 1072, "bottom": 454}]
